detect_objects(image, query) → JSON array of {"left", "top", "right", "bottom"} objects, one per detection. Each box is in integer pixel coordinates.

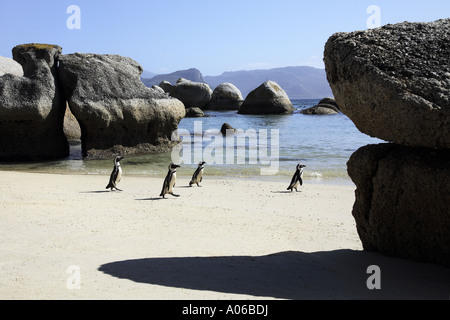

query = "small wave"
[{"left": 306, "top": 171, "right": 323, "bottom": 178}]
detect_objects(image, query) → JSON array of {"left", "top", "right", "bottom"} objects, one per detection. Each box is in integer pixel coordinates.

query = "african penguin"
[
  {"left": 160, "top": 163, "right": 180, "bottom": 198},
  {"left": 287, "top": 163, "right": 306, "bottom": 192},
  {"left": 106, "top": 156, "right": 124, "bottom": 191},
  {"left": 189, "top": 161, "right": 206, "bottom": 187}
]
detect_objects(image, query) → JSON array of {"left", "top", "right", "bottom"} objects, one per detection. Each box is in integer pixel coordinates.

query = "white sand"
[{"left": 0, "top": 170, "right": 449, "bottom": 300}]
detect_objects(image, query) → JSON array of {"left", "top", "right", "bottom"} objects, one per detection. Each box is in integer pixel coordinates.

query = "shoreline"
[
  {"left": 1, "top": 170, "right": 448, "bottom": 300},
  {"left": 0, "top": 166, "right": 356, "bottom": 187}
]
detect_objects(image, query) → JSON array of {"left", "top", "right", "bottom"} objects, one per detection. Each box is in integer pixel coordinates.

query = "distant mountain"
[
  {"left": 141, "top": 66, "right": 333, "bottom": 99},
  {"left": 141, "top": 70, "right": 157, "bottom": 79},
  {"left": 142, "top": 68, "right": 205, "bottom": 87},
  {"left": 204, "top": 66, "right": 332, "bottom": 99}
]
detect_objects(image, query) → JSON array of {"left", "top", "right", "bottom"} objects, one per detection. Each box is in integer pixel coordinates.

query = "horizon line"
[{"left": 142, "top": 65, "right": 327, "bottom": 79}]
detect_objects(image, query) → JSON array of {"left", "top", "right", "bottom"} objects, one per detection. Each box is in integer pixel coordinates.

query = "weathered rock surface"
[
  {"left": 185, "top": 107, "right": 204, "bottom": 118},
  {"left": 63, "top": 103, "right": 81, "bottom": 141},
  {"left": 58, "top": 53, "right": 185, "bottom": 159},
  {"left": 0, "top": 44, "right": 69, "bottom": 161},
  {"left": 238, "top": 81, "right": 294, "bottom": 115},
  {"left": 318, "top": 97, "right": 339, "bottom": 110},
  {"left": 160, "top": 78, "right": 212, "bottom": 109},
  {"left": 205, "top": 82, "right": 243, "bottom": 110},
  {"left": 301, "top": 105, "right": 338, "bottom": 115},
  {"left": 151, "top": 85, "right": 165, "bottom": 95},
  {"left": 324, "top": 19, "right": 450, "bottom": 149},
  {"left": 301, "top": 97, "right": 340, "bottom": 114},
  {"left": 347, "top": 143, "right": 450, "bottom": 267}
]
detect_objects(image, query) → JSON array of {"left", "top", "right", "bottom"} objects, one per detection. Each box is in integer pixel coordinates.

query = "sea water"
[{"left": 0, "top": 99, "right": 384, "bottom": 184}]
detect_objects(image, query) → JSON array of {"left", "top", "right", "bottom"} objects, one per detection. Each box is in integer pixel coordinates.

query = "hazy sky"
[{"left": 0, "top": 0, "right": 448, "bottom": 75}]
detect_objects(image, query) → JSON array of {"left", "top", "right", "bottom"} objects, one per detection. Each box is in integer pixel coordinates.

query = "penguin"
[
  {"left": 106, "top": 156, "right": 124, "bottom": 191},
  {"left": 189, "top": 161, "right": 206, "bottom": 187},
  {"left": 287, "top": 163, "right": 306, "bottom": 192},
  {"left": 160, "top": 163, "right": 180, "bottom": 198}
]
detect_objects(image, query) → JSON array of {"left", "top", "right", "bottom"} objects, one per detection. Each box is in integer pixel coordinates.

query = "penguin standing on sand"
[
  {"left": 106, "top": 156, "right": 124, "bottom": 191},
  {"left": 160, "top": 163, "right": 180, "bottom": 198},
  {"left": 189, "top": 161, "right": 206, "bottom": 187},
  {"left": 287, "top": 163, "right": 306, "bottom": 192}
]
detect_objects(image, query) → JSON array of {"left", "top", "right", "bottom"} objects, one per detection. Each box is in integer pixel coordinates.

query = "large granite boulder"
[
  {"left": 347, "top": 143, "right": 450, "bottom": 267},
  {"left": 0, "top": 56, "right": 23, "bottom": 76},
  {"left": 324, "top": 19, "right": 450, "bottom": 149},
  {"left": 205, "top": 82, "right": 243, "bottom": 110},
  {"left": 0, "top": 44, "right": 69, "bottom": 161},
  {"left": 58, "top": 53, "right": 185, "bottom": 159},
  {"left": 160, "top": 78, "right": 212, "bottom": 109},
  {"left": 238, "top": 81, "right": 294, "bottom": 115}
]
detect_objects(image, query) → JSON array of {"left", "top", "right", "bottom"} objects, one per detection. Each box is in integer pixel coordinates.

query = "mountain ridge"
[{"left": 141, "top": 66, "right": 333, "bottom": 99}]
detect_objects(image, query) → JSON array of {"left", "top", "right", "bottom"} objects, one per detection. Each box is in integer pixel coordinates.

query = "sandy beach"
[{"left": 0, "top": 170, "right": 449, "bottom": 300}]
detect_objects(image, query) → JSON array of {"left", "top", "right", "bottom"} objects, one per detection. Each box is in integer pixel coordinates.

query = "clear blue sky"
[{"left": 0, "top": 0, "right": 448, "bottom": 76}]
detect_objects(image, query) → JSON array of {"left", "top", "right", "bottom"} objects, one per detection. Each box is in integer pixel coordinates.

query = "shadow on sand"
[
  {"left": 135, "top": 197, "right": 164, "bottom": 201},
  {"left": 80, "top": 190, "right": 113, "bottom": 194},
  {"left": 98, "top": 250, "right": 450, "bottom": 300}
]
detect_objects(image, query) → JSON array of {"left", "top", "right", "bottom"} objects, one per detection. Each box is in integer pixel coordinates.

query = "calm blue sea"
[{"left": 0, "top": 99, "right": 384, "bottom": 184}]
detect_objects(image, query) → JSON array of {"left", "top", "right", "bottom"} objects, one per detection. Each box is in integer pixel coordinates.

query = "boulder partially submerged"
[
  {"left": 0, "top": 44, "right": 69, "bottom": 161},
  {"left": 185, "top": 107, "right": 205, "bottom": 118},
  {"left": 301, "top": 98, "right": 339, "bottom": 115},
  {"left": 206, "top": 82, "right": 243, "bottom": 110},
  {"left": 160, "top": 78, "right": 212, "bottom": 109},
  {"left": 324, "top": 19, "right": 450, "bottom": 149},
  {"left": 58, "top": 53, "right": 185, "bottom": 159},
  {"left": 238, "top": 81, "right": 294, "bottom": 115}
]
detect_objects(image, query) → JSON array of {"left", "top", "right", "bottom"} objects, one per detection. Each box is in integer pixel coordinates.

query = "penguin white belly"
[
  {"left": 169, "top": 172, "right": 176, "bottom": 192},
  {"left": 116, "top": 166, "right": 122, "bottom": 183},
  {"left": 293, "top": 179, "right": 300, "bottom": 188},
  {"left": 197, "top": 169, "right": 203, "bottom": 182}
]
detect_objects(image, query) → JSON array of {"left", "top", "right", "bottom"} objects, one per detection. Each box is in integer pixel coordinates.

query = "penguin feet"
[
  {"left": 107, "top": 184, "right": 123, "bottom": 191},
  {"left": 170, "top": 193, "right": 180, "bottom": 197}
]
